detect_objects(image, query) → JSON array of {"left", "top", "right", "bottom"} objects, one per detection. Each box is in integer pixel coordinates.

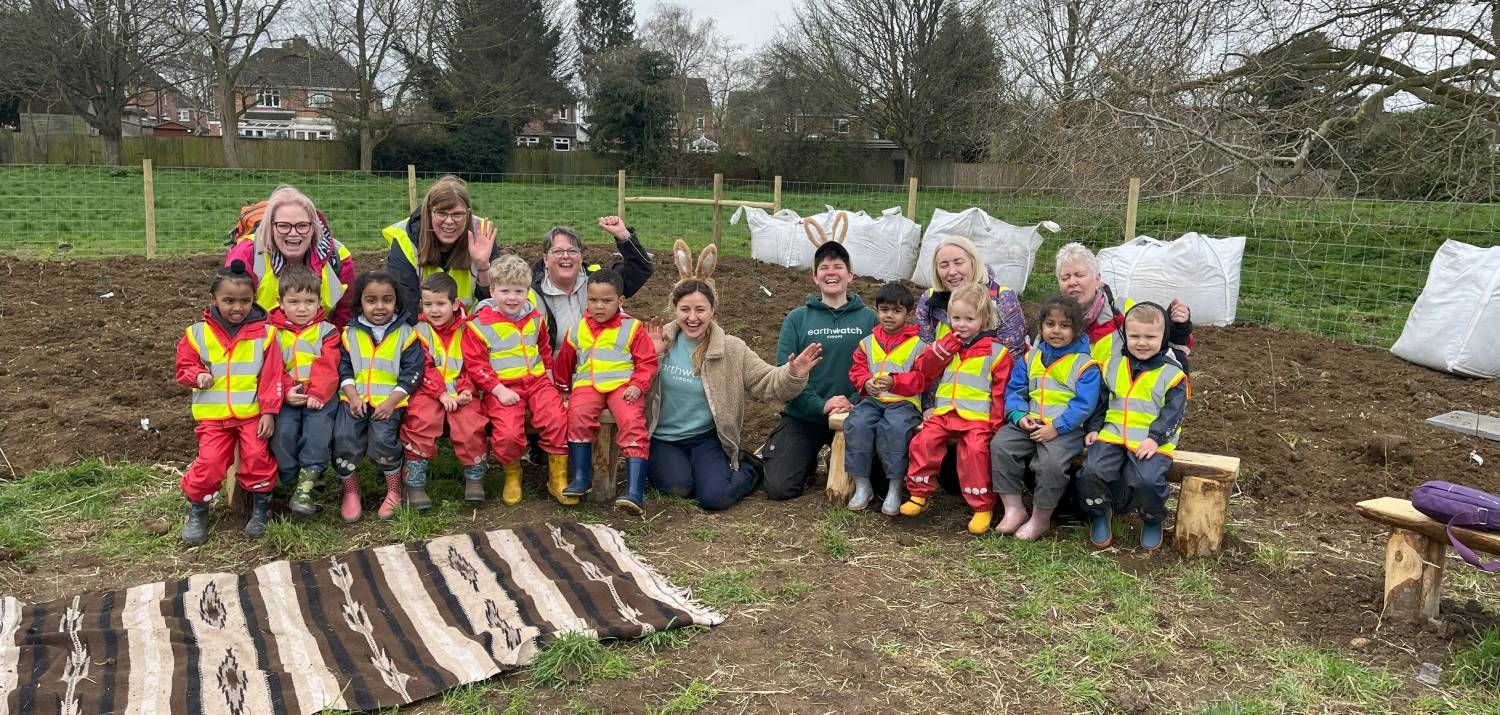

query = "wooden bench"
[
  {"left": 825, "top": 412, "right": 1241, "bottom": 556},
  {"left": 1355, "top": 497, "right": 1500, "bottom": 622}
]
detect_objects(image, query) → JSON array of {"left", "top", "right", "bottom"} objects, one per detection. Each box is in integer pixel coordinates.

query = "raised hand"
[
  {"left": 646, "top": 316, "right": 669, "bottom": 354},
  {"left": 1168, "top": 299, "right": 1190, "bottom": 324},
  {"left": 469, "top": 217, "right": 496, "bottom": 266},
  {"left": 788, "top": 342, "right": 823, "bottom": 377},
  {"left": 598, "top": 215, "right": 630, "bottom": 240}
]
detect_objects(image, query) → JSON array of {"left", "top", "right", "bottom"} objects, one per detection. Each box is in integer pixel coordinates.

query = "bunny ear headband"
[
  {"left": 803, "top": 211, "right": 849, "bottom": 248},
  {"left": 673, "top": 239, "right": 718, "bottom": 289}
]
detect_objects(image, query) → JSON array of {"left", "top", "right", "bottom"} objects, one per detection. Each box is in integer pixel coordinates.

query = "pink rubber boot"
[
  {"left": 377, "top": 469, "right": 403, "bottom": 519},
  {"left": 340, "top": 476, "right": 362, "bottom": 523}
]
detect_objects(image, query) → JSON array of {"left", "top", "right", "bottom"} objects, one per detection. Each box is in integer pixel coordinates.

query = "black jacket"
[{"left": 385, "top": 210, "right": 505, "bottom": 312}]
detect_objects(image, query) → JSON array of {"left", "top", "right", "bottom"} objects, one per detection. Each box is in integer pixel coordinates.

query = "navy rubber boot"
[
  {"left": 614, "top": 457, "right": 648, "bottom": 515},
  {"left": 1089, "top": 512, "right": 1114, "bottom": 550},
  {"left": 563, "top": 442, "right": 593, "bottom": 497},
  {"left": 1140, "top": 519, "right": 1164, "bottom": 552}
]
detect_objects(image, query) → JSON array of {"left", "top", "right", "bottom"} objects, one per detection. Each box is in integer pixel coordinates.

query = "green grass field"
[{"left": 3, "top": 164, "right": 1498, "bottom": 346}]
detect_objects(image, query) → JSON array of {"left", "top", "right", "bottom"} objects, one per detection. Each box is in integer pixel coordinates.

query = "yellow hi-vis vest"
[
  {"left": 382, "top": 220, "right": 477, "bottom": 309},
  {"left": 1098, "top": 355, "right": 1185, "bottom": 457},
  {"left": 1089, "top": 297, "right": 1138, "bottom": 364},
  {"left": 1027, "top": 350, "right": 1098, "bottom": 424},
  {"left": 186, "top": 322, "right": 270, "bottom": 421},
  {"left": 341, "top": 323, "right": 416, "bottom": 407},
  {"left": 571, "top": 318, "right": 640, "bottom": 392},
  {"left": 247, "top": 240, "right": 351, "bottom": 316},
  {"left": 469, "top": 313, "right": 545, "bottom": 380},
  {"left": 416, "top": 322, "right": 465, "bottom": 397},
  {"left": 277, "top": 321, "right": 336, "bottom": 383},
  {"left": 933, "top": 341, "right": 1009, "bottom": 422},
  {"left": 859, "top": 333, "right": 924, "bottom": 409}
]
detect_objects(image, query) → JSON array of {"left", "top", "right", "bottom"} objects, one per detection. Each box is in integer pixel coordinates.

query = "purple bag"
[{"left": 1411, "top": 481, "right": 1500, "bottom": 572}]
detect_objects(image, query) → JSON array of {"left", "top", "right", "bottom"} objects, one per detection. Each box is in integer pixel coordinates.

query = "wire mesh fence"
[{"left": 2, "top": 162, "right": 1496, "bottom": 348}]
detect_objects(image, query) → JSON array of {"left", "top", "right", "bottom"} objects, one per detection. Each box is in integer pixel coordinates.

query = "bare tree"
[
  {"left": 706, "top": 40, "right": 755, "bottom": 134},
  {"left": 640, "top": 2, "right": 722, "bottom": 148},
  {"left": 173, "top": 0, "right": 289, "bottom": 168}
]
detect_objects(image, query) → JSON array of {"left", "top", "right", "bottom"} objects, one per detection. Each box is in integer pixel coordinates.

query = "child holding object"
[
  {"left": 400, "top": 273, "right": 488, "bottom": 508},
  {"left": 899, "top": 283, "right": 1015, "bottom": 535},
  {"left": 267, "top": 265, "right": 341, "bottom": 516},
  {"left": 333, "top": 271, "right": 424, "bottom": 522},
  {"left": 991, "top": 295, "right": 1101, "bottom": 540},
  {"left": 843, "top": 282, "right": 928, "bottom": 514},
  {"left": 174, "top": 260, "right": 284, "bottom": 545},
  {"left": 554, "top": 267, "right": 660, "bottom": 513},
  {"left": 1077, "top": 302, "right": 1188, "bottom": 552}
]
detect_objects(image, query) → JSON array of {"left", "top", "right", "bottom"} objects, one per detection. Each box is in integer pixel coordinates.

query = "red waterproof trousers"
[
  {"left": 566, "top": 386, "right": 649, "bottom": 459},
  {"left": 485, "top": 377, "right": 566, "bottom": 464},
  {"left": 181, "top": 418, "right": 276, "bottom": 503},
  {"left": 904, "top": 412, "right": 996, "bottom": 512},
  {"left": 400, "top": 393, "right": 489, "bottom": 465}
]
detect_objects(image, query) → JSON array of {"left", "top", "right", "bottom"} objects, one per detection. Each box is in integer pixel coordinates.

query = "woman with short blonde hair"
[{"left": 224, "top": 184, "right": 356, "bottom": 325}]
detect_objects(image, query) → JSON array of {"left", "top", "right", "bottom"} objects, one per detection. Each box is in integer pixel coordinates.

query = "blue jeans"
[
  {"left": 271, "top": 400, "right": 337, "bottom": 483},
  {"left": 842, "top": 398, "right": 921, "bottom": 481},
  {"left": 648, "top": 430, "right": 758, "bottom": 511}
]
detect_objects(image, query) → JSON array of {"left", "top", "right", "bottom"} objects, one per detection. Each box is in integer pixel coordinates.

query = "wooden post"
[
  {"left": 1173, "top": 476, "right": 1231, "bottom": 557},
  {"left": 772, "top": 175, "right": 783, "bottom": 212},
  {"left": 142, "top": 159, "right": 157, "bottom": 259},
  {"left": 407, "top": 164, "right": 417, "bottom": 212},
  {"left": 1382, "top": 527, "right": 1444, "bottom": 622},
  {"left": 1123, "top": 177, "right": 1141, "bottom": 242},
  {"left": 826, "top": 430, "right": 851, "bottom": 505},
  {"left": 616, "top": 169, "right": 626, "bottom": 219},
  {"left": 711, "top": 173, "right": 724, "bottom": 245},
  {"left": 219, "top": 453, "right": 247, "bottom": 513},
  {"left": 587, "top": 411, "right": 619, "bottom": 504},
  {"left": 906, "top": 176, "right": 919, "bottom": 219}
]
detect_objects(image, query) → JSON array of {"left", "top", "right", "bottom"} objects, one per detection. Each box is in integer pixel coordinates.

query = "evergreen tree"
[
  {"left": 441, "top": 0, "right": 571, "bottom": 126},
  {"left": 575, "top": 0, "right": 635, "bottom": 65},
  {"left": 585, "top": 46, "right": 675, "bottom": 173}
]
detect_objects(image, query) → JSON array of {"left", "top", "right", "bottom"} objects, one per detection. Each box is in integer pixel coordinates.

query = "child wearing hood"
[
  {"left": 990, "top": 295, "right": 1101, "bottom": 540},
  {"left": 266, "top": 265, "right": 342, "bottom": 516},
  {"left": 1078, "top": 302, "right": 1188, "bottom": 552}
]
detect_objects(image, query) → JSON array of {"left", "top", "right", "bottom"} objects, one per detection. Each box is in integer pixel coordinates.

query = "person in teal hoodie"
[
  {"left": 990, "top": 295, "right": 1101, "bottom": 540},
  {"left": 762, "top": 241, "right": 877, "bottom": 500}
]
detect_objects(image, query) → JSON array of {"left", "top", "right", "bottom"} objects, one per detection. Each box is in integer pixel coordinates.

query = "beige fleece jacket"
[{"left": 647, "top": 321, "right": 808, "bottom": 470}]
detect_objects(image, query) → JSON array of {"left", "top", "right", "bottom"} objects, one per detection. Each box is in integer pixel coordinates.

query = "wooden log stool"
[
  {"left": 526, "top": 408, "right": 621, "bottom": 503},
  {"left": 1355, "top": 497, "right": 1500, "bottom": 622}
]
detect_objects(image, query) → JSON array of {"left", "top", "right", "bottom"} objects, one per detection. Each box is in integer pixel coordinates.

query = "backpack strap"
[{"left": 1445, "top": 512, "right": 1500, "bottom": 572}]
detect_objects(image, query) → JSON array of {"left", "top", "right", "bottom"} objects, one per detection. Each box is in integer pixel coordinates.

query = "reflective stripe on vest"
[
  {"left": 277, "top": 321, "right": 336, "bottom": 383},
  {"left": 383, "top": 221, "right": 477, "bottom": 308},
  {"left": 187, "top": 322, "right": 268, "bottom": 420},
  {"left": 933, "top": 341, "right": 1008, "bottom": 421},
  {"left": 1098, "top": 355, "right": 1184, "bottom": 457},
  {"left": 573, "top": 318, "right": 639, "bottom": 392},
  {"left": 341, "top": 324, "right": 415, "bottom": 407},
  {"left": 1089, "top": 297, "right": 1137, "bottom": 364},
  {"left": 1027, "top": 350, "right": 1097, "bottom": 424},
  {"left": 859, "top": 333, "right": 923, "bottom": 409},
  {"left": 416, "top": 322, "right": 465, "bottom": 397},
  {"left": 251, "top": 243, "right": 350, "bottom": 316},
  {"left": 470, "top": 316, "right": 545, "bottom": 380}
]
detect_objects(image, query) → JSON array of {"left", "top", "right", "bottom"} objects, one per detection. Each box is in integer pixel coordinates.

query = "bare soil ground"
[{"left": 0, "top": 251, "right": 1497, "bottom": 713}]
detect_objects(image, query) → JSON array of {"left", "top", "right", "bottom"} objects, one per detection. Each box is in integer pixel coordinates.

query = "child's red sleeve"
[
  {"left": 306, "top": 329, "right": 342, "bottom": 403},
  {"left": 848, "top": 344, "right": 872, "bottom": 396},
  {"left": 417, "top": 357, "right": 447, "bottom": 398},
  {"left": 257, "top": 335, "right": 285, "bottom": 415},
  {"left": 910, "top": 335, "right": 959, "bottom": 383},
  {"left": 553, "top": 335, "right": 577, "bottom": 391},
  {"left": 987, "top": 351, "right": 1014, "bottom": 431},
  {"left": 174, "top": 332, "right": 206, "bottom": 388},
  {"left": 627, "top": 325, "right": 659, "bottom": 392},
  {"left": 888, "top": 364, "right": 927, "bottom": 397},
  {"left": 462, "top": 325, "right": 501, "bottom": 395}
]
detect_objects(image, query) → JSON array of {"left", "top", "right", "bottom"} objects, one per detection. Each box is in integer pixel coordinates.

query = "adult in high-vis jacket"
[
  {"left": 225, "top": 185, "right": 356, "bottom": 326},
  {"left": 383, "top": 175, "right": 502, "bottom": 312}
]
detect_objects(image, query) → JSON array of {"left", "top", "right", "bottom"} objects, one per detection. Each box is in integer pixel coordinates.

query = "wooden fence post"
[
  {"left": 906, "top": 176, "right": 919, "bottom": 218},
  {"left": 407, "top": 164, "right": 417, "bottom": 212},
  {"left": 617, "top": 169, "right": 626, "bottom": 219},
  {"left": 772, "top": 175, "right": 783, "bottom": 212},
  {"left": 711, "top": 173, "right": 724, "bottom": 245},
  {"left": 1124, "top": 177, "right": 1141, "bottom": 242},
  {"left": 142, "top": 158, "right": 157, "bottom": 259}
]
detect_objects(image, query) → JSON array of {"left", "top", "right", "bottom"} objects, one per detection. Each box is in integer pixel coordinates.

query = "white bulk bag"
[
  {"left": 911, "top": 207, "right": 1060, "bottom": 293},
  {"left": 1390, "top": 240, "right": 1500, "bottom": 378},
  {"left": 731, "top": 206, "right": 811, "bottom": 269},
  {"left": 803, "top": 206, "right": 922, "bottom": 281},
  {"left": 1098, "top": 233, "right": 1246, "bottom": 326}
]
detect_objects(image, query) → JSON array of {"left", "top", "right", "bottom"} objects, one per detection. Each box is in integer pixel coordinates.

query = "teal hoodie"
[{"left": 775, "top": 293, "right": 877, "bottom": 424}]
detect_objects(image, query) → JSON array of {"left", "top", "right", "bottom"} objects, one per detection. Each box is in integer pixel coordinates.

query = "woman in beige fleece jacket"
[{"left": 645, "top": 279, "right": 823, "bottom": 510}]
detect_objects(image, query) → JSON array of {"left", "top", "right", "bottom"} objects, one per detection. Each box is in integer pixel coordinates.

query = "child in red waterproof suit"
[
  {"left": 267, "top": 266, "right": 342, "bottom": 517},
  {"left": 554, "top": 268, "right": 660, "bottom": 514},
  {"left": 462, "top": 255, "right": 572, "bottom": 506},
  {"left": 174, "top": 260, "right": 285, "bottom": 545},
  {"left": 400, "top": 274, "right": 488, "bottom": 507},
  {"left": 898, "top": 283, "right": 1015, "bottom": 535}
]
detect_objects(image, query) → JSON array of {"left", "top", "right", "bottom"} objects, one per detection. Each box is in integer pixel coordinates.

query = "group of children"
[
  {"left": 176, "top": 256, "right": 656, "bottom": 545},
  {"left": 842, "top": 281, "right": 1187, "bottom": 550}
]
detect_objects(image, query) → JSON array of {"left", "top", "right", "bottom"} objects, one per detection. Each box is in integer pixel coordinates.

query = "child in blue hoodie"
[{"left": 990, "top": 295, "right": 1101, "bottom": 540}]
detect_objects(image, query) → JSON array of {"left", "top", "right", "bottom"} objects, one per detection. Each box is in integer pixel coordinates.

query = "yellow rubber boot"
[
  {"left": 547, "top": 454, "right": 578, "bottom": 505},
  {"left": 899, "top": 496, "right": 928, "bottom": 517},
  {"left": 968, "top": 510, "right": 993, "bottom": 535},
  {"left": 501, "top": 462, "right": 523, "bottom": 506}
]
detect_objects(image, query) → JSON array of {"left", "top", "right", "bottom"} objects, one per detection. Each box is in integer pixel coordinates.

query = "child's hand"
[
  {"left": 440, "top": 394, "right": 459, "bottom": 412},
  {"left": 493, "top": 384, "right": 520, "bottom": 406},
  {"left": 1134, "top": 438, "right": 1159, "bottom": 460},
  {"left": 621, "top": 385, "right": 642, "bottom": 403},
  {"left": 1018, "top": 415, "right": 1041, "bottom": 431},
  {"left": 306, "top": 396, "right": 325, "bottom": 411},
  {"left": 1085, "top": 431, "right": 1099, "bottom": 446},
  {"left": 922, "top": 407, "right": 935, "bottom": 420},
  {"left": 872, "top": 375, "right": 893, "bottom": 392},
  {"left": 456, "top": 390, "right": 473, "bottom": 406},
  {"left": 1029, "top": 424, "right": 1059, "bottom": 443},
  {"left": 196, "top": 372, "right": 213, "bottom": 389},
  {"left": 257, "top": 414, "right": 274, "bottom": 439},
  {"left": 286, "top": 383, "right": 309, "bottom": 407},
  {"left": 371, "top": 396, "right": 398, "bottom": 421}
]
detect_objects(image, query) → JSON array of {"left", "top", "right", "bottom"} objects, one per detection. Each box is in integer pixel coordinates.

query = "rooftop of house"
[
  {"left": 240, "top": 36, "right": 357, "bottom": 90},
  {"left": 671, "top": 77, "right": 712, "bottom": 112}
]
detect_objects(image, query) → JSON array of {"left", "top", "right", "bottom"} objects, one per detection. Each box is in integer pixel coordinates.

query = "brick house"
[
  {"left": 207, "top": 36, "right": 357, "bottom": 141},
  {"left": 671, "top": 77, "right": 717, "bottom": 152},
  {"left": 516, "top": 102, "right": 588, "bottom": 151}
]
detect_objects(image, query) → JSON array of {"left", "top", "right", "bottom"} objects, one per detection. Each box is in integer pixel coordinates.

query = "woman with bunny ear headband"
[{"left": 642, "top": 240, "right": 824, "bottom": 511}]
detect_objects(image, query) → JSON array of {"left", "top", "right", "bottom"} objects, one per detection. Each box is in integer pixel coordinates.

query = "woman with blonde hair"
[
  {"left": 224, "top": 185, "right": 356, "bottom": 325},
  {"left": 383, "top": 174, "right": 502, "bottom": 311},
  {"left": 913, "top": 236, "right": 1027, "bottom": 355}
]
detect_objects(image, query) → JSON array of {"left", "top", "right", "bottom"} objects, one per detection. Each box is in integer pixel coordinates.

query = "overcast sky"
[{"left": 635, "top": 0, "right": 798, "bottom": 54}]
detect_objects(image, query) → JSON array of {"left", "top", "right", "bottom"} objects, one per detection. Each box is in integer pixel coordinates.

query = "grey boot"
[
  {"left": 847, "top": 475, "right": 874, "bottom": 511},
  {"left": 881, "top": 478, "right": 904, "bottom": 516},
  {"left": 463, "top": 463, "right": 487, "bottom": 502},
  {"left": 182, "top": 500, "right": 211, "bottom": 545},
  {"left": 404, "top": 459, "right": 432, "bottom": 510},
  {"left": 244, "top": 492, "right": 272, "bottom": 538}
]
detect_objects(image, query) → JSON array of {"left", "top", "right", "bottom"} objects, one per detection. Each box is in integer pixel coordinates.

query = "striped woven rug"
[{"left": 0, "top": 522, "right": 722, "bottom": 714}]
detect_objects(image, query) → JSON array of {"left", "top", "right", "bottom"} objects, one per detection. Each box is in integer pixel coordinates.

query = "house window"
[
  {"left": 256, "top": 88, "right": 281, "bottom": 108},
  {"left": 833, "top": 118, "right": 850, "bottom": 135},
  {"left": 318, "top": 130, "right": 332, "bottom": 140},
  {"left": 553, "top": 137, "right": 571, "bottom": 151},
  {"left": 177, "top": 109, "right": 191, "bottom": 122},
  {"left": 515, "top": 135, "right": 541, "bottom": 147},
  {"left": 307, "top": 92, "right": 333, "bottom": 109},
  {"left": 558, "top": 106, "right": 570, "bottom": 121},
  {"left": 695, "top": 114, "right": 705, "bottom": 130}
]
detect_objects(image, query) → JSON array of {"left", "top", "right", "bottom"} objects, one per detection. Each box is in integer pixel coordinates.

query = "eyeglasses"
[
  {"left": 273, "top": 221, "right": 314, "bottom": 234},
  {"left": 433, "top": 210, "right": 470, "bottom": 223},
  {"left": 549, "top": 248, "right": 581, "bottom": 258}
]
